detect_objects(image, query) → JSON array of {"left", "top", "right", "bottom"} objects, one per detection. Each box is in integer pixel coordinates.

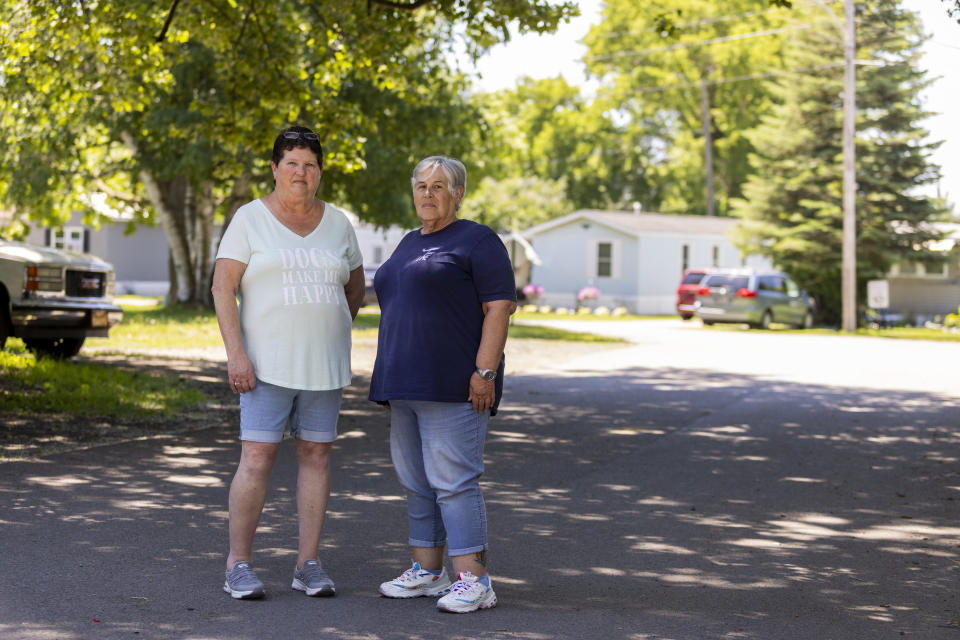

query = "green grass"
[
  {"left": 354, "top": 307, "right": 625, "bottom": 342},
  {"left": 4, "top": 296, "right": 955, "bottom": 428},
  {"left": 89, "top": 301, "right": 224, "bottom": 350},
  {"left": 87, "top": 302, "right": 621, "bottom": 353},
  {"left": 513, "top": 310, "right": 659, "bottom": 322},
  {"left": 0, "top": 349, "right": 207, "bottom": 418},
  {"left": 851, "top": 326, "right": 960, "bottom": 342},
  {"left": 0, "top": 300, "right": 617, "bottom": 426},
  {"left": 3, "top": 299, "right": 617, "bottom": 424},
  {"left": 508, "top": 323, "right": 624, "bottom": 342},
  {"left": 87, "top": 300, "right": 383, "bottom": 352},
  {"left": 699, "top": 321, "right": 960, "bottom": 342}
]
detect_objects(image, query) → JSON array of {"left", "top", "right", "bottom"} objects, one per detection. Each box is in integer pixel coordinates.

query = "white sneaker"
[
  {"left": 437, "top": 572, "right": 497, "bottom": 613},
  {"left": 379, "top": 562, "right": 452, "bottom": 598}
]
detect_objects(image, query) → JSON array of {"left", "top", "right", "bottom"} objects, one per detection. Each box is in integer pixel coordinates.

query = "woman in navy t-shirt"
[{"left": 370, "top": 156, "right": 517, "bottom": 613}]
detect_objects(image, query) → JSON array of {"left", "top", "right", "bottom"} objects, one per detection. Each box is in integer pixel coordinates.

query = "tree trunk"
[
  {"left": 221, "top": 172, "right": 252, "bottom": 238},
  {"left": 120, "top": 133, "right": 254, "bottom": 306},
  {"left": 141, "top": 171, "right": 195, "bottom": 303},
  {"left": 121, "top": 132, "right": 193, "bottom": 303}
]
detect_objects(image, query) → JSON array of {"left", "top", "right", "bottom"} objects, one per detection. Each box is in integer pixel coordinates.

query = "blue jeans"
[{"left": 389, "top": 400, "right": 489, "bottom": 556}]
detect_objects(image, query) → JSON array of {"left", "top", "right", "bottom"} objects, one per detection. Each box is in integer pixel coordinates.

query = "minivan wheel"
[
  {"left": 755, "top": 311, "right": 772, "bottom": 330},
  {"left": 797, "top": 311, "right": 814, "bottom": 330}
]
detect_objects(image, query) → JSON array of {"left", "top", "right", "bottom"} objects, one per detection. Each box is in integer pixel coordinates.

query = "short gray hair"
[{"left": 411, "top": 156, "right": 467, "bottom": 209}]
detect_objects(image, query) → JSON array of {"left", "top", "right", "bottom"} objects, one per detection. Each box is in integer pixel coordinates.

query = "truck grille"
[{"left": 65, "top": 270, "right": 105, "bottom": 297}]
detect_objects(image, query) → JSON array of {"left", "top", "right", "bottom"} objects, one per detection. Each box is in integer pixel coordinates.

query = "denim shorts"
[{"left": 238, "top": 379, "right": 342, "bottom": 444}]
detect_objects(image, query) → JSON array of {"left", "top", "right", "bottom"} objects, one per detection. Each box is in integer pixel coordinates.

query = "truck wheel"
[
  {"left": 0, "top": 312, "right": 9, "bottom": 351},
  {"left": 24, "top": 337, "right": 85, "bottom": 359}
]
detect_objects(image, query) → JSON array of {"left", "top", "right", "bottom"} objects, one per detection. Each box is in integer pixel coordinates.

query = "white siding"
[
  {"left": 530, "top": 222, "right": 636, "bottom": 308},
  {"left": 527, "top": 213, "right": 774, "bottom": 314}
]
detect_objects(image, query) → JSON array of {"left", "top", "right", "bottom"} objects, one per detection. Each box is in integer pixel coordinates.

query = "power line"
[
  {"left": 586, "top": 25, "right": 810, "bottom": 63},
  {"left": 620, "top": 62, "right": 855, "bottom": 96},
  {"left": 928, "top": 39, "right": 960, "bottom": 51},
  {"left": 585, "top": 24, "right": 907, "bottom": 66}
]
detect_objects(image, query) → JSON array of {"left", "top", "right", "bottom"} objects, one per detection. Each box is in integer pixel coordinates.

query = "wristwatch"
[{"left": 475, "top": 368, "right": 497, "bottom": 381}]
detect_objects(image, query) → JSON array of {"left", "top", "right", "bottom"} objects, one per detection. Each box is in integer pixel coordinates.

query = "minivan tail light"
[
  {"left": 696, "top": 286, "right": 711, "bottom": 296},
  {"left": 735, "top": 288, "right": 757, "bottom": 298}
]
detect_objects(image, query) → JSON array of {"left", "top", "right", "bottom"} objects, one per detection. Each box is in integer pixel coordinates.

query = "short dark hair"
[{"left": 272, "top": 125, "right": 323, "bottom": 168}]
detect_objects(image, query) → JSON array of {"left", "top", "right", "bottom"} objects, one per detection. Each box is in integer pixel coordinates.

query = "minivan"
[{"left": 695, "top": 270, "right": 816, "bottom": 329}]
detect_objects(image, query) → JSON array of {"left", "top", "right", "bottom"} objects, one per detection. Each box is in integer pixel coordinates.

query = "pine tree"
[{"left": 733, "top": 0, "right": 949, "bottom": 325}]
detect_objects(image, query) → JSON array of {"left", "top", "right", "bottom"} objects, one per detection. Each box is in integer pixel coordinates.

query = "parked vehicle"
[
  {"left": 676, "top": 268, "right": 711, "bottom": 320},
  {"left": 363, "top": 265, "right": 379, "bottom": 306},
  {"left": 0, "top": 240, "right": 123, "bottom": 358},
  {"left": 695, "top": 269, "right": 815, "bottom": 329}
]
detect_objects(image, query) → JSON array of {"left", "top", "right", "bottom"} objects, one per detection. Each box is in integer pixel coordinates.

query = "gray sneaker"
[
  {"left": 223, "top": 561, "right": 265, "bottom": 599},
  {"left": 292, "top": 559, "right": 336, "bottom": 597}
]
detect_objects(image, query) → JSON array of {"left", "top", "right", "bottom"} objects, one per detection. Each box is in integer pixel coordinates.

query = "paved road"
[{"left": 2, "top": 320, "right": 960, "bottom": 639}]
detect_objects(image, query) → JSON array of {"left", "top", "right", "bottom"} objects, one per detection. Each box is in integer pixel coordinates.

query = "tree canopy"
[
  {"left": 0, "top": 0, "right": 577, "bottom": 303},
  {"left": 732, "top": 0, "right": 950, "bottom": 324},
  {"left": 583, "top": 0, "right": 797, "bottom": 217}
]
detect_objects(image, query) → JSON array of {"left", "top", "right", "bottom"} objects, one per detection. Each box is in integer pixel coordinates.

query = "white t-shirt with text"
[{"left": 216, "top": 199, "right": 363, "bottom": 390}]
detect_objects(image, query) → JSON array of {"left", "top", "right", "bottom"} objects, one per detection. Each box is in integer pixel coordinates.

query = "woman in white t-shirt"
[{"left": 211, "top": 126, "right": 365, "bottom": 600}]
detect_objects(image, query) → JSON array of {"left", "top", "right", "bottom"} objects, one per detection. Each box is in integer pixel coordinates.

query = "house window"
[
  {"left": 52, "top": 226, "right": 85, "bottom": 253},
  {"left": 372, "top": 246, "right": 384, "bottom": 264},
  {"left": 597, "top": 242, "right": 613, "bottom": 277},
  {"left": 712, "top": 245, "right": 720, "bottom": 267},
  {"left": 892, "top": 260, "right": 948, "bottom": 278},
  {"left": 682, "top": 244, "right": 690, "bottom": 271}
]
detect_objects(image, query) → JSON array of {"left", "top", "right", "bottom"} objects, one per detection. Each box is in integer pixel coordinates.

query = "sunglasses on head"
[{"left": 282, "top": 131, "right": 320, "bottom": 142}]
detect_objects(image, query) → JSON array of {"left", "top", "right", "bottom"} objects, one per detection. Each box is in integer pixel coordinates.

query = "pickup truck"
[{"left": 0, "top": 240, "right": 123, "bottom": 358}]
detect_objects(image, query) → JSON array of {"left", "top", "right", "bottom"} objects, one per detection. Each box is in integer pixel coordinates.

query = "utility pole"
[
  {"left": 840, "top": 0, "right": 857, "bottom": 332},
  {"left": 813, "top": 0, "right": 857, "bottom": 331},
  {"left": 699, "top": 71, "right": 715, "bottom": 217}
]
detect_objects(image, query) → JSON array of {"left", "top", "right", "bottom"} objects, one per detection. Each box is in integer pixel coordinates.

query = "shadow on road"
[{"left": 2, "top": 367, "right": 959, "bottom": 639}]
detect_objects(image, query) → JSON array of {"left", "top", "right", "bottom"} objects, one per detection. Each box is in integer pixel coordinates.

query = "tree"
[
  {"left": 471, "top": 76, "right": 663, "bottom": 214},
  {"left": 583, "top": 0, "right": 794, "bottom": 217},
  {"left": 320, "top": 75, "right": 485, "bottom": 231},
  {"left": 461, "top": 175, "right": 572, "bottom": 231},
  {"left": 732, "top": 0, "right": 949, "bottom": 325},
  {"left": 942, "top": 0, "right": 960, "bottom": 21},
  {"left": 0, "top": 0, "right": 577, "bottom": 304}
]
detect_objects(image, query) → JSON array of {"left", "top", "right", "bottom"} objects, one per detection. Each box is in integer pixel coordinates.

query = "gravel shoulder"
[{"left": 0, "top": 337, "right": 628, "bottom": 461}]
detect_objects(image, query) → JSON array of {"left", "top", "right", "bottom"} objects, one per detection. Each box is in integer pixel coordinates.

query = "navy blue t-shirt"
[{"left": 368, "top": 219, "right": 517, "bottom": 412}]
